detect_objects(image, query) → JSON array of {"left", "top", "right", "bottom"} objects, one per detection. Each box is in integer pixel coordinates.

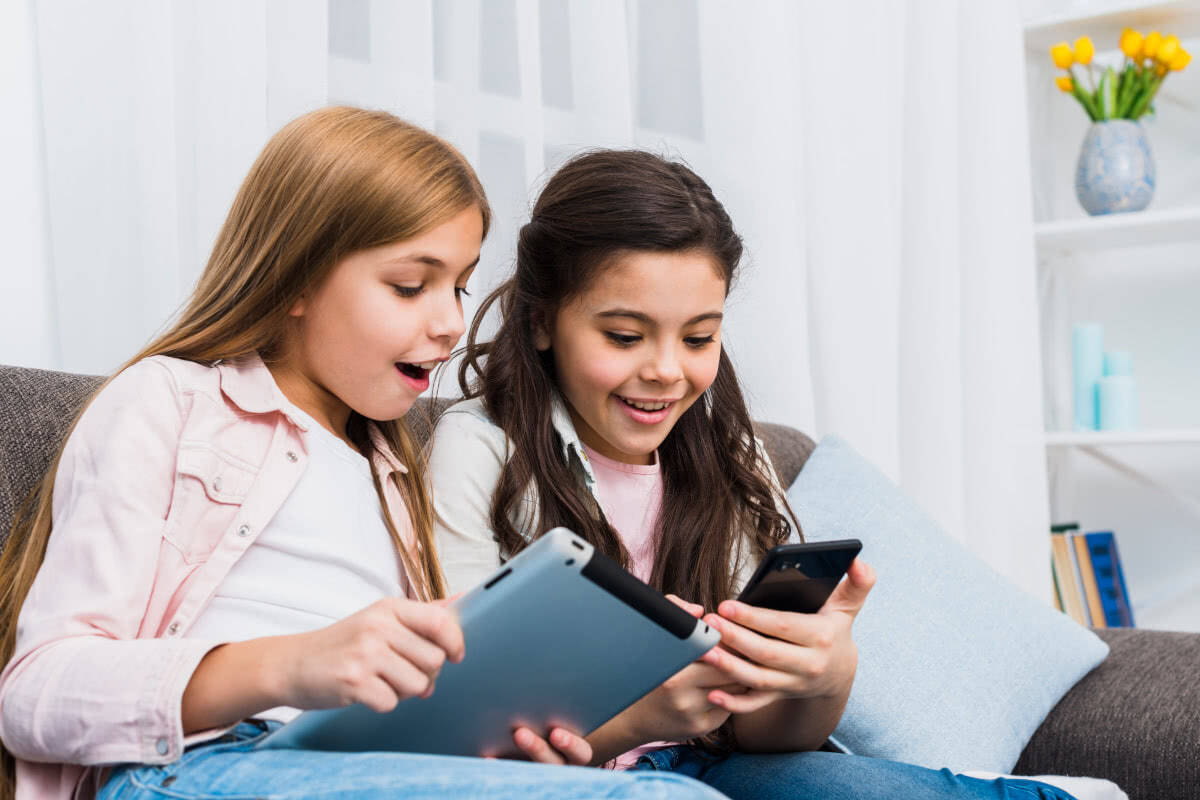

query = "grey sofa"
[{"left": 1, "top": 364, "right": 1197, "bottom": 799}]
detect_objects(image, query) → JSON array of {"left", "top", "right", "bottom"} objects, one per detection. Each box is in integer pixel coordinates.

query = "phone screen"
[{"left": 737, "top": 540, "right": 861, "bottom": 614}]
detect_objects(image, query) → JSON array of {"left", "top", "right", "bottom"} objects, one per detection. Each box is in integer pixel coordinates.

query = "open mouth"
[
  {"left": 616, "top": 395, "right": 676, "bottom": 412},
  {"left": 397, "top": 361, "right": 437, "bottom": 380}
]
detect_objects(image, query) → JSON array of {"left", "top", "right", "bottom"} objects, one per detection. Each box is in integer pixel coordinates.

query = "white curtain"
[{"left": 0, "top": 0, "right": 1050, "bottom": 599}]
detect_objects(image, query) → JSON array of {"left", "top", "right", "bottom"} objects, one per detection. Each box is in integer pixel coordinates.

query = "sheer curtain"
[{"left": 0, "top": 0, "right": 1050, "bottom": 599}]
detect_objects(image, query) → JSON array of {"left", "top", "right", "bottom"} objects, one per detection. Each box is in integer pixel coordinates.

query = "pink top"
[
  {"left": 0, "top": 355, "right": 416, "bottom": 800},
  {"left": 579, "top": 444, "right": 675, "bottom": 769}
]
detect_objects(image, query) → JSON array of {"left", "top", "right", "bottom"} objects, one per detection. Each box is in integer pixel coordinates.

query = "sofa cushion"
[{"left": 788, "top": 435, "right": 1109, "bottom": 773}]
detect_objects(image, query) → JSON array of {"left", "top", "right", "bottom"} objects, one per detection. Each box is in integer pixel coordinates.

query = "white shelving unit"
[
  {"left": 1035, "top": 205, "right": 1200, "bottom": 252},
  {"left": 1046, "top": 429, "right": 1200, "bottom": 446},
  {"left": 1023, "top": 0, "right": 1200, "bottom": 631}
]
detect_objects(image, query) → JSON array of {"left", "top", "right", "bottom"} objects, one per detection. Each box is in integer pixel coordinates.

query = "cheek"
[{"left": 687, "top": 350, "right": 722, "bottom": 395}]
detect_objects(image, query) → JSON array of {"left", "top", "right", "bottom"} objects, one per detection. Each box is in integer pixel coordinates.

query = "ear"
[
  {"left": 531, "top": 309, "right": 552, "bottom": 352},
  {"left": 288, "top": 294, "right": 308, "bottom": 318}
]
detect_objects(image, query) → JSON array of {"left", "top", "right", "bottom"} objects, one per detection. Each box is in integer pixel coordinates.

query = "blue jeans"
[
  {"left": 97, "top": 721, "right": 723, "bottom": 800},
  {"left": 633, "top": 745, "right": 1079, "bottom": 800}
]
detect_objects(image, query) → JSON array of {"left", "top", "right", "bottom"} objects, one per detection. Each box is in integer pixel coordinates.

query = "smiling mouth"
[
  {"left": 616, "top": 395, "right": 677, "bottom": 412},
  {"left": 397, "top": 360, "right": 438, "bottom": 380}
]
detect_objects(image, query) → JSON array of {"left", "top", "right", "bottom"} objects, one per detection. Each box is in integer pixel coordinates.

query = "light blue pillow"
[{"left": 788, "top": 435, "right": 1109, "bottom": 773}]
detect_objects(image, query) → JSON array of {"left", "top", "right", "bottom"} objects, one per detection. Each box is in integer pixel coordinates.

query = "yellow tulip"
[
  {"left": 1120, "top": 28, "right": 1144, "bottom": 59},
  {"left": 1056, "top": 75, "right": 1074, "bottom": 92},
  {"left": 1074, "top": 36, "right": 1094, "bottom": 65},
  {"left": 1142, "top": 31, "right": 1163, "bottom": 60},
  {"left": 1155, "top": 62, "right": 1168, "bottom": 78},
  {"left": 1158, "top": 35, "right": 1181, "bottom": 63},
  {"left": 1169, "top": 47, "right": 1191, "bottom": 71},
  {"left": 1050, "top": 41, "right": 1073, "bottom": 69}
]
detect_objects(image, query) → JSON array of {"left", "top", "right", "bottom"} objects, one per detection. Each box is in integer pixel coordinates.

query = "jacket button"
[
  {"left": 286, "top": 451, "right": 298, "bottom": 462},
  {"left": 237, "top": 524, "right": 250, "bottom": 537},
  {"left": 156, "top": 737, "right": 169, "bottom": 756},
  {"left": 166, "top": 621, "right": 180, "bottom": 635},
  {"left": 212, "top": 477, "right": 223, "bottom": 492}
]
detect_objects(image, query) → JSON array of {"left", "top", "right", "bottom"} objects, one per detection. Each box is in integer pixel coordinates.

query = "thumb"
[
  {"left": 822, "top": 559, "right": 875, "bottom": 618},
  {"left": 433, "top": 591, "right": 466, "bottom": 607}
]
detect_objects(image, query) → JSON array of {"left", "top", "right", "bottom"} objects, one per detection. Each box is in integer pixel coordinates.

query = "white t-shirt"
[{"left": 187, "top": 404, "right": 406, "bottom": 721}]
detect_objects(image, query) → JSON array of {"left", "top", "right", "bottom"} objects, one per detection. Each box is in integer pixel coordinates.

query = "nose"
[
  {"left": 427, "top": 289, "right": 466, "bottom": 345},
  {"left": 640, "top": 342, "right": 685, "bottom": 386}
]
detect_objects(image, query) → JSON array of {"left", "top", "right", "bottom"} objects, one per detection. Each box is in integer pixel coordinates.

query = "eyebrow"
[
  {"left": 388, "top": 253, "right": 481, "bottom": 275},
  {"left": 595, "top": 309, "right": 723, "bottom": 325}
]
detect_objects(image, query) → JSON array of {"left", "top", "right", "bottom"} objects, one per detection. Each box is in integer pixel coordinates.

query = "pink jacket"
[{"left": 0, "top": 355, "right": 415, "bottom": 800}]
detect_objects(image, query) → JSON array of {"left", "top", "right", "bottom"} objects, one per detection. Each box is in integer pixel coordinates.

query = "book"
[
  {"left": 1050, "top": 556, "right": 1064, "bottom": 613},
  {"left": 1072, "top": 532, "right": 1107, "bottom": 629},
  {"left": 1050, "top": 531, "right": 1088, "bottom": 625},
  {"left": 1085, "top": 531, "right": 1135, "bottom": 627}
]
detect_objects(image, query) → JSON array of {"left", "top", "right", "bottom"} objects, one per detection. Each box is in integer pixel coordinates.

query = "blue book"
[{"left": 1085, "top": 531, "right": 1135, "bottom": 628}]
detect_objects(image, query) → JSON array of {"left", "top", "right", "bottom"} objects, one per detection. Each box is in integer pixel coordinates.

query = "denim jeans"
[
  {"left": 632, "top": 745, "right": 1080, "bottom": 800},
  {"left": 98, "top": 722, "right": 724, "bottom": 800}
]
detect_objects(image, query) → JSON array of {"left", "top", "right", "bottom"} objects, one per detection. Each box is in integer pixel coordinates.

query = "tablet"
[{"left": 260, "top": 527, "right": 720, "bottom": 757}]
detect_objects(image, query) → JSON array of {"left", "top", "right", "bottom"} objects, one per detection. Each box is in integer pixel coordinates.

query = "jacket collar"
[{"left": 216, "top": 353, "right": 407, "bottom": 476}]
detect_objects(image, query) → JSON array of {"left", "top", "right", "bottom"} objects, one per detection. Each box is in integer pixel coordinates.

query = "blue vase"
[{"left": 1074, "top": 120, "right": 1155, "bottom": 216}]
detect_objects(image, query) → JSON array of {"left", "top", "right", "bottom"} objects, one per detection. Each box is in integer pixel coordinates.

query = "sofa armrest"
[{"left": 1015, "top": 627, "right": 1200, "bottom": 799}]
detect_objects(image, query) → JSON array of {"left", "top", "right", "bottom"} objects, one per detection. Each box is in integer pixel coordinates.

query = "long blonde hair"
[{"left": 0, "top": 106, "right": 489, "bottom": 795}]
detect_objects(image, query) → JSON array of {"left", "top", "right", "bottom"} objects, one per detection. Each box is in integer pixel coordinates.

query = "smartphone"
[{"left": 736, "top": 539, "right": 863, "bottom": 614}]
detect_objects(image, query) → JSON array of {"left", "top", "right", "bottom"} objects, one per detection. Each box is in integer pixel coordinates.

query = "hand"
[
  {"left": 700, "top": 558, "right": 875, "bottom": 715},
  {"left": 273, "top": 597, "right": 465, "bottom": 713},
  {"left": 510, "top": 726, "right": 593, "bottom": 765},
  {"left": 605, "top": 595, "right": 740, "bottom": 744}
]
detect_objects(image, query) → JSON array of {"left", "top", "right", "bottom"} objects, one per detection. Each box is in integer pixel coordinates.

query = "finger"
[
  {"left": 386, "top": 625, "right": 449, "bottom": 679},
  {"left": 355, "top": 676, "right": 403, "bottom": 713},
  {"left": 821, "top": 559, "right": 875, "bottom": 617},
  {"left": 513, "top": 727, "right": 563, "bottom": 765},
  {"left": 433, "top": 591, "right": 466, "bottom": 607},
  {"left": 699, "top": 634, "right": 793, "bottom": 693},
  {"left": 376, "top": 652, "right": 437, "bottom": 701},
  {"left": 708, "top": 687, "right": 783, "bottom": 715},
  {"left": 665, "top": 594, "right": 704, "bottom": 618},
  {"left": 391, "top": 599, "right": 466, "bottom": 663},
  {"left": 548, "top": 727, "right": 593, "bottom": 766},
  {"left": 714, "top": 601, "right": 808, "bottom": 643},
  {"left": 703, "top": 613, "right": 808, "bottom": 671},
  {"left": 672, "top": 661, "right": 749, "bottom": 689}
]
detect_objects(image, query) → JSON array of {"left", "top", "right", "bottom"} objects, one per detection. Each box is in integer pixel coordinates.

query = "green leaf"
[
  {"left": 1099, "top": 66, "right": 1118, "bottom": 119},
  {"left": 1069, "top": 67, "right": 1099, "bottom": 121}
]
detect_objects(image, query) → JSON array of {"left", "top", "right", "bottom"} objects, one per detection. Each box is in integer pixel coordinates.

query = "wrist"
[
  {"left": 253, "top": 633, "right": 299, "bottom": 709},
  {"left": 586, "top": 705, "right": 644, "bottom": 766}
]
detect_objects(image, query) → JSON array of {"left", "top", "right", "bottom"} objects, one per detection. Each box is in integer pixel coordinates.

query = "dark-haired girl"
[{"left": 427, "top": 150, "right": 1082, "bottom": 799}]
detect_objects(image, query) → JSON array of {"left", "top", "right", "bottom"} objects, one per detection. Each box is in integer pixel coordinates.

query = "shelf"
[
  {"left": 1046, "top": 428, "right": 1200, "bottom": 446},
  {"left": 1024, "top": 0, "right": 1200, "bottom": 53},
  {"left": 1035, "top": 205, "right": 1200, "bottom": 252}
]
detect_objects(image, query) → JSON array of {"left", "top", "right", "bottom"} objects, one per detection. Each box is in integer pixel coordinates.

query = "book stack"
[{"left": 1050, "top": 523, "right": 1135, "bottom": 628}]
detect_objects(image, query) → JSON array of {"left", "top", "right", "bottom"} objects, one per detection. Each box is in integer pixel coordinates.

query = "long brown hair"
[
  {"left": 459, "top": 148, "right": 794, "bottom": 632},
  {"left": 0, "top": 106, "right": 488, "bottom": 795}
]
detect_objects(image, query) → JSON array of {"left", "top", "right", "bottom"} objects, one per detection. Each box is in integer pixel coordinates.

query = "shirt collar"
[
  {"left": 216, "top": 353, "right": 407, "bottom": 476},
  {"left": 549, "top": 392, "right": 596, "bottom": 488}
]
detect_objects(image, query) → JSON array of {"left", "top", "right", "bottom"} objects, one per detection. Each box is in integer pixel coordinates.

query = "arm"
[
  {"left": 0, "top": 360, "right": 220, "bottom": 765},
  {"left": 426, "top": 407, "right": 512, "bottom": 596}
]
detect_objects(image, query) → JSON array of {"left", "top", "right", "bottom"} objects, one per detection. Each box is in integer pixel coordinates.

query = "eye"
[
  {"left": 685, "top": 335, "right": 716, "bottom": 348},
  {"left": 603, "top": 332, "right": 641, "bottom": 347},
  {"left": 393, "top": 284, "right": 423, "bottom": 298},
  {"left": 455, "top": 286, "right": 472, "bottom": 300}
]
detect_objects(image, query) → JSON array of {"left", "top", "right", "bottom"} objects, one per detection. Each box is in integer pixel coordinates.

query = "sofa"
[{"left": 1, "top": 363, "right": 1197, "bottom": 799}]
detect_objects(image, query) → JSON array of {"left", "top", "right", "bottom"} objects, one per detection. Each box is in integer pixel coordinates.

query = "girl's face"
[
  {"left": 537, "top": 250, "right": 727, "bottom": 465},
  {"left": 274, "top": 205, "right": 483, "bottom": 438}
]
